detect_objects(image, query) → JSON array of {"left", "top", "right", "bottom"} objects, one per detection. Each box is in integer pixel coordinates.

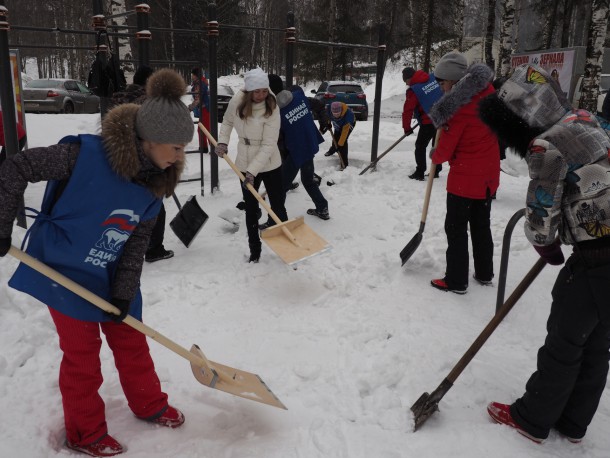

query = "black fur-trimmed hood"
[
  {"left": 478, "top": 93, "right": 545, "bottom": 158},
  {"left": 429, "top": 63, "right": 494, "bottom": 128},
  {"left": 101, "top": 103, "right": 184, "bottom": 198},
  {"left": 478, "top": 64, "right": 571, "bottom": 158}
]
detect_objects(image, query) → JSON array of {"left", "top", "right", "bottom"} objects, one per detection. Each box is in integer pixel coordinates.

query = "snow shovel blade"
[
  {"left": 400, "top": 230, "right": 422, "bottom": 266},
  {"left": 261, "top": 216, "right": 330, "bottom": 265},
  {"left": 189, "top": 345, "right": 287, "bottom": 410},
  {"left": 8, "top": 246, "right": 287, "bottom": 410},
  {"left": 218, "top": 208, "right": 241, "bottom": 227},
  {"left": 410, "top": 379, "right": 452, "bottom": 431},
  {"left": 170, "top": 195, "right": 209, "bottom": 248},
  {"left": 410, "top": 392, "right": 438, "bottom": 431}
]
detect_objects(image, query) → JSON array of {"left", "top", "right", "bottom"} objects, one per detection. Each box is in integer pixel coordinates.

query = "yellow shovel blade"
[
  {"left": 260, "top": 217, "right": 330, "bottom": 265},
  {"left": 190, "top": 345, "right": 287, "bottom": 410}
]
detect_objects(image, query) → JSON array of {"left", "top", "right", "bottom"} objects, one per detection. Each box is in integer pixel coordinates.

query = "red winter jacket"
[
  {"left": 0, "top": 114, "right": 26, "bottom": 146},
  {"left": 402, "top": 70, "right": 434, "bottom": 130},
  {"left": 431, "top": 80, "right": 499, "bottom": 200}
]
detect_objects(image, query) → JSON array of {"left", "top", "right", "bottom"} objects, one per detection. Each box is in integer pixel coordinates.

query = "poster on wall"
[
  {"left": 510, "top": 49, "right": 575, "bottom": 98},
  {"left": 0, "top": 49, "right": 27, "bottom": 133}
]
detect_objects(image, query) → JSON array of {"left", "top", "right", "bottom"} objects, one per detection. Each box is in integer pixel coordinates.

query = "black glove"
[
  {"left": 320, "top": 122, "right": 331, "bottom": 135},
  {"left": 242, "top": 171, "right": 255, "bottom": 190},
  {"left": 108, "top": 298, "right": 130, "bottom": 322},
  {"left": 0, "top": 236, "right": 10, "bottom": 257},
  {"left": 533, "top": 240, "right": 565, "bottom": 265}
]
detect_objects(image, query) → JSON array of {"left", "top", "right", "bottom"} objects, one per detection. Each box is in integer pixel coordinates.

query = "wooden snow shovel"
[
  {"left": 199, "top": 123, "right": 329, "bottom": 265},
  {"left": 410, "top": 258, "right": 547, "bottom": 431},
  {"left": 359, "top": 123, "right": 419, "bottom": 176},
  {"left": 8, "top": 245, "right": 287, "bottom": 410},
  {"left": 400, "top": 129, "right": 441, "bottom": 266}
]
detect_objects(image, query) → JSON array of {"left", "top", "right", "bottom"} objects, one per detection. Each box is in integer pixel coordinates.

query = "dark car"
[
  {"left": 311, "top": 81, "right": 368, "bottom": 121},
  {"left": 23, "top": 79, "right": 100, "bottom": 114},
  {"left": 217, "top": 84, "right": 234, "bottom": 122}
]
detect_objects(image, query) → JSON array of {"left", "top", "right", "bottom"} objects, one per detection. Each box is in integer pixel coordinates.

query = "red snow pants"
[
  {"left": 197, "top": 108, "right": 210, "bottom": 151},
  {"left": 48, "top": 307, "right": 168, "bottom": 446}
]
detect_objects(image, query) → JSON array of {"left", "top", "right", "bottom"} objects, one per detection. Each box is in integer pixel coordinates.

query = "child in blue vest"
[
  {"left": 324, "top": 101, "right": 356, "bottom": 168},
  {"left": 0, "top": 69, "right": 194, "bottom": 457}
]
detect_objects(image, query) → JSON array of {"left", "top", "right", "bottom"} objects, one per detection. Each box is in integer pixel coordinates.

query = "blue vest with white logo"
[
  {"left": 411, "top": 73, "right": 443, "bottom": 122},
  {"left": 9, "top": 134, "right": 161, "bottom": 322},
  {"left": 280, "top": 89, "right": 324, "bottom": 168}
]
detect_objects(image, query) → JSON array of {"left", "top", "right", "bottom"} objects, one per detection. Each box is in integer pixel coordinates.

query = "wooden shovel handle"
[
  {"left": 198, "top": 122, "right": 300, "bottom": 246},
  {"left": 420, "top": 129, "right": 442, "bottom": 223},
  {"left": 7, "top": 245, "right": 235, "bottom": 383}
]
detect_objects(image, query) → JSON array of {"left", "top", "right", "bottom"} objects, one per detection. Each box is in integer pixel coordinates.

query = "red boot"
[
  {"left": 487, "top": 402, "right": 544, "bottom": 444},
  {"left": 66, "top": 434, "right": 124, "bottom": 457},
  {"left": 139, "top": 405, "right": 185, "bottom": 428},
  {"left": 430, "top": 278, "right": 467, "bottom": 294}
]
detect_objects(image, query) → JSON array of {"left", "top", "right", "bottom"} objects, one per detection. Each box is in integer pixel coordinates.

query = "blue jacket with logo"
[
  {"left": 9, "top": 134, "right": 161, "bottom": 322},
  {"left": 279, "top": 88, "right": 324, "bottom": 168}
]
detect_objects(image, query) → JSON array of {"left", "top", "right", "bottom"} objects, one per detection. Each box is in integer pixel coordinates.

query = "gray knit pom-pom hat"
[{"left": 135, "top": 68, "right": 194, "bottom": 144}]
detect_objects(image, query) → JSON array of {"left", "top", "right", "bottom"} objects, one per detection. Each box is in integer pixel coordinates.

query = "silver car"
[
  {"left": 217, "top": 84, "right": 234, "bottom": 122},
  {"left": 24, "top": 79, "right": 100, "bottom": 114}
]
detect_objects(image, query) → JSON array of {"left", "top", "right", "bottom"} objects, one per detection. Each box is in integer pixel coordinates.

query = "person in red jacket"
[
  {"left": 428, "top": 52, "right": 500, "bottom": 294},
  {"left": 0, "top": 113, "right": 26, "bottom": 166},
  {"left": 402, "top": 67, "right": 443, "bottom": 180}
]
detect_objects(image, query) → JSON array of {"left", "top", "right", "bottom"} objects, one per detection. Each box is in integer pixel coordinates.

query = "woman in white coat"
[{"left": 215, "top": 68, "right": 288, "bottom": 262}]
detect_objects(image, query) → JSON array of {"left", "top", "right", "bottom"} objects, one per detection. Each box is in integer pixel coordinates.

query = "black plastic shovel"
[
  {"left": 410, "top": 257, "right": 547, "bottom": 431},
  {"left": 169, "top": 194, "right": 209, "bottom": 248}
]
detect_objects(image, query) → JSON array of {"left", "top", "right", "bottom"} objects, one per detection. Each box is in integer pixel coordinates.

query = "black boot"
[
  {"left": 248, "top": 243, "right": 261, "bottom": 263},
  {"left": 409, "top": 170, "right": 424, "bottom": 181}
]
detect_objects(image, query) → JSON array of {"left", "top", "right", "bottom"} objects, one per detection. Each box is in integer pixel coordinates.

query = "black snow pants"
[{"left": 510, "top": 248, "right": 610, "bottom": 440}]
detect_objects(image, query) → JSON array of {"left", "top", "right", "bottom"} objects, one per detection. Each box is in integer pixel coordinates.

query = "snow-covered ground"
[{"left": 1, "top": 67, "right": 608, "bottom": 458}]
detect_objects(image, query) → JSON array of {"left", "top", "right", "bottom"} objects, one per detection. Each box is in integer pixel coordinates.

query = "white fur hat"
[{"left": 244, "top": 67, "right": 269, "bottom": 92}]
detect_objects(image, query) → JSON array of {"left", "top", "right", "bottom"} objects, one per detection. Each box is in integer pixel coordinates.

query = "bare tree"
[
  {"left": 423, "top": 0, "right": 434, "bottom": 72},
  {"left": 108, "top": 0, "right": 134, "bottom": 73},
  {"left": 484, "top": 0, "right": 496, "bottom": 68},
  {"left": 541, "top": 0, "right": 559, "bottom": 49},
  {"left": 561, "top": 0, "right": 575, "bottom": 47},
  {"left": 580, "top": 0, "right": 609, "bottom": 112},
  {"left": 497, "top": 0, "right": 515, "bottom": 77},
  {"left": 325, "top": 0, "right": 337, "bottom": 80},
  {"left": 453, "top": 0, "right": 466, "bottom": 52}
]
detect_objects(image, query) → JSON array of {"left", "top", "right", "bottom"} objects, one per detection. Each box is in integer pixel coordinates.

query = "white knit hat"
[{"left": 244, "top": 67, "right": 269, "bottom": 92}]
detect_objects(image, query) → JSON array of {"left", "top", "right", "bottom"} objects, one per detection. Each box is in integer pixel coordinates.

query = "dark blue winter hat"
[{"left": 402, "top": 67, "right": 416, "bottom": 81}]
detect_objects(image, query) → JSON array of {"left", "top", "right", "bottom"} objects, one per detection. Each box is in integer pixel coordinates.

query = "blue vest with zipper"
[
  {"left": 410, "top": 73, "right": 443, "bottom": 122},
  {"left": 9, "top": 134, "right": 161, "bottom": 322},
  {"left": 280, "top": 89, "right": 324, "bottom": 169}
]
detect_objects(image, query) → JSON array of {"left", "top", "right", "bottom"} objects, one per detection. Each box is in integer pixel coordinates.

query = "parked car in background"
[
  {"left": 311, "top": 81, "right": 368, "bottom": 121},
  {"left": 217, "top": 84, "right": 234, "bottom": 122},
  {"left": 23, "top": 79, "right": 100, "bottom": 114}
]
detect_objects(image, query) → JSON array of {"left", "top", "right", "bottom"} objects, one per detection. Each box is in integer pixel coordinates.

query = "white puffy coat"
[{"left": 218, "top": 90, "right": 281, "bottom": 176}]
